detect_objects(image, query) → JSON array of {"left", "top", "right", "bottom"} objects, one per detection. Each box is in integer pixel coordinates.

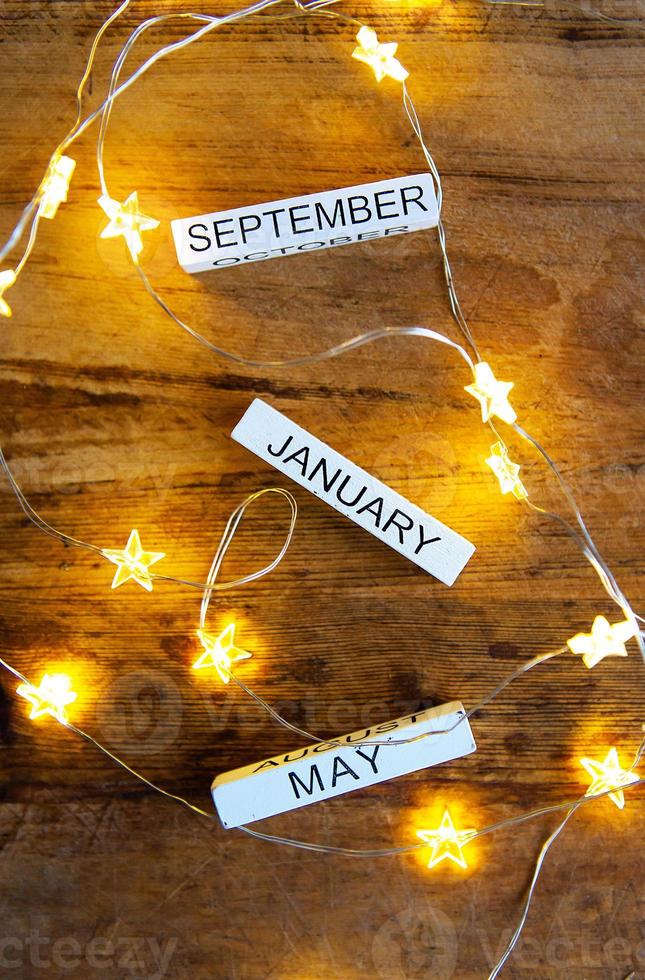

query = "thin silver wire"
[
  {"left": 401, "top": 82, "right": 482, "bottom": 361},
  {"left": 488, "top": 729, "right": 645, "bottom": 978},
  {"left": 94, "top": 2, "right": 357, "bottom": 201},
  {"left": 0, "top": 446, "right": 103, "bottom": 556},
  {"left": 136, "top": 263, "right": 645, "bottom": 663},
  {"left": 0, "top": 446, "right": 300, "bottom": 593},
  {"left": 86, "top": 0, "right": 643, "bottom": 668},
  {"left": 237, "top": 774, "right": 643, "bottom": 856},
  {"left": 3, "top": 0, "right": 642, "bottom": 270},
  {"left": 514, "top": 423, "right": 645, "bottom": 664},
  {"left": 0, "top": 0, "right": 641, "bottom": 778},
  {"left": 0, "top": 650, "right": 213, "bottom": 818},
  {"left": 0, "top": 0, "right": 285, "bottom": 270},
  {"left": 0, "top": 3, "right": 643, "bottom": 974},
  {"left": 119, "top": 10, "right": 483, "bottom": 362},
  {"left": 227, "top": 647, "right": 570, "bottom": 748},
  {"left": 80, "top": 3, "right": 645, "bottom": 967},
  {"left": 199, "top": 487, "right": 298, "bottom": 629},
  {"left": 2, "top": 645, "right": 641, "bottom": 855},
  {"left": 0, "top": 0, "right": 639, "bottom": 665},
  {"left": 0, "top": 0, "right": 133, "bottom": 268},
  {"left": 193, "top": 508, "right": 643, "bottom": 980},
  {"left": 73, "top": 0, "right": 643, "bottom": 678},
  {"left": 488, "top": 805, "right": 579, "bottom": 979}
]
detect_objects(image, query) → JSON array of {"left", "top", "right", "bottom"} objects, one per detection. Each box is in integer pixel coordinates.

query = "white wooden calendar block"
[
  {"left": 231, "top": 399, "right": 475, "bottom": 586},
  {"left": 171, "top": 173, "right": 439, "bottom": 272},
  {"left": 212, "top": 701, "right": 476, "bottom": 828}
]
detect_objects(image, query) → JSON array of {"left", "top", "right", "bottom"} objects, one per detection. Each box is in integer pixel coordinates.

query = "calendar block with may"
[{"left": 212, "top": 702, "right": 476, "bottom": 828}]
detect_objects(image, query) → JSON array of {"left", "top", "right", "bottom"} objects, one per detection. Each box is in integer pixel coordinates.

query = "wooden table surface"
[{"left": 0, "top": 2, "right": 643, "bottom": 977}]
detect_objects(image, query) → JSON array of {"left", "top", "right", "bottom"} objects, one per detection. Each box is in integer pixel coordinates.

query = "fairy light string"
[
  {"left": 2, "top": 492, "right": 642, "bottom": 853},
  {"left": 4, "top": 638, "right": 643, "bottom": 854},
  {"left": 1, "top": 443, "right": 642, "bottom": 978},
  {"left": 10, "top": 634, "right": 644, "bottom": 980},
  {"left": 0, "top": 2, "right": 642, "bottom": 977},
  {"left": 74, "top": 0, "right": 645, "bottom": 662}
]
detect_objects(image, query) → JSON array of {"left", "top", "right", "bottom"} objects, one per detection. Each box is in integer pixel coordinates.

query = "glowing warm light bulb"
[
  {"left": 98, "top": 191, "right": 160, "bottom": 261},
  {"left": 567, "top": 616, "right": 636, "bottom": 669},
  {"left": 485, "top": 441, "right": 527, "bottom": 499},
  {"left": 102, "top": 529, "right": 165, "bottom": 592},
  {"left": 465, "top": 362, "right": 517, "bottom": 425},
  {"left": 193, "top": 624, "right": 252, "bottom": 684},
  {"left": 39, "top": 155, "right": 76, "bottom": 220},
  {"left": 0, "top": 269, "right": 17, "bottom": 318},
  {"left": 17, "top": 673, "right": 77, "bottom": 724},
  {"left": 416, "top": 809, "right": 476, "bottom": 869},
  {"left": 352, "top": 26, "right": 409, "bottom": 83},
  {"left": 580, "top": 747, "right": 638, "bottom": 809}
]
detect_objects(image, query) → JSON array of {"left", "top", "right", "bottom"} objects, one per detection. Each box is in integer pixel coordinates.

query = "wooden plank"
[{"left": 0, "top": 1, "right": 642, "bottom": 976}]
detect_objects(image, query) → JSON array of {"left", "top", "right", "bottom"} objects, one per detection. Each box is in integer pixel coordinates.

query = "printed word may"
[
  {"left": 231, "top": 399, "right": 475, "bottom": 586},
  {"left": 171, "top": 173, "right": 439, "bottom": 272},
  {"left": 212, "top": 702, "right": 476, "bottom": 828}
]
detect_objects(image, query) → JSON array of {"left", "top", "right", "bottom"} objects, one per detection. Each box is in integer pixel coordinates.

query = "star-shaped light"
[
  {"left": 465, "top": 362, "right": 517, "bottom": 425},
  {"left": 567, "top": 616, "right": 636, "bottom": 669},
  {"left": 193, "top": 624, "right": 252, "bottom": 684},
  {"left": 102, "top": 529, "right": 165, "bottom": 592},
  {"left": 416, "top": 809, "right": 476, "bottom": 869},
  {"left": 98, "top": 191, "right": 159, "bottom": 261},
  {"left": 39, "top": 154, "right": 76, "bottom": 220},
  {"left": 580, "top": 747, "right": 638, "bottom": 809},
  {"left": 0, "top": 269, "right": 17, "bottom": 318},
  {"left": 485, "top": 441, "right": 528, "bottom": 499},
  {"left": 17, "top": 673, "right": 77, "bottom": 724},
  {"left": 352, "top": 26, "right": 409, "bottom": 83}
]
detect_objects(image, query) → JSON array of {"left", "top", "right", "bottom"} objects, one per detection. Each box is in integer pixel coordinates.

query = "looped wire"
[{"left": 199, "top": 487, "right": 298, "bottom": 629}]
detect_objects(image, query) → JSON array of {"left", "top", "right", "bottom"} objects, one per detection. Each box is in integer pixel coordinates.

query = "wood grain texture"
[{"left": 0, "top": 1, "right": 643, "bottom": 977}]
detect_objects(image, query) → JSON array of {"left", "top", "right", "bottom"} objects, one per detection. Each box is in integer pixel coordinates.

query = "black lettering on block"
[{"left": 289, "top": 765, "right": 324, "bottom": 799}]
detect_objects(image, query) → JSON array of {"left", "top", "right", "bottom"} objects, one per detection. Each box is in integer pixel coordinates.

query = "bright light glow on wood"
[
  {"left": 0, "top": 269, "right": 16, "bottom": 318},
  {"left": 193, "top": 624, "right": 252, "bottom": 684},
  {"left": 567, "top": 616, "right": 635, "bottom": 669},
  {"left": 580, "top": 747, "right": 638, "bottom": 809},
  {"left": 465, "top": 362, "right": 517, "bottom": 425},
  {"left": 17, "top": 673, "right": 77, "bottom": 724},
  {"left": 98, "top": 191, "right": 159, "bottom": 261},
  {"left": 39, "top": 155, "right": 76, "bottom": 219},
  {"left": 102, "top": 529, "right": 165, "bottom": 592},
  {"left": 417, "top": 808, "right": 476, "bottom": 869},
  {"left": 352, "top": 26, "right": 409, "bottom": 83}
]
